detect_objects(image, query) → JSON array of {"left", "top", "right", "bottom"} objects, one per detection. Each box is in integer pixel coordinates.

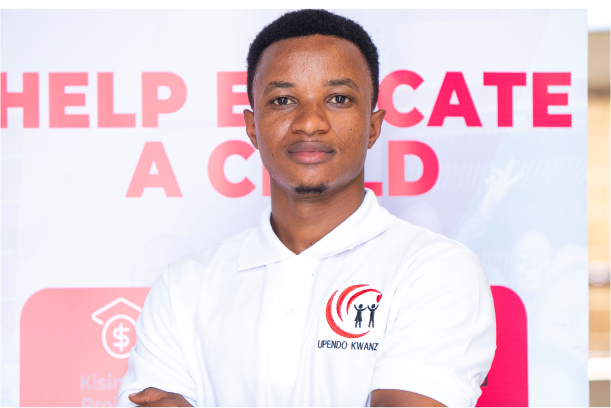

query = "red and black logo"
[{"left": 325, "top": 284, "right": 382, "bottom": 338}]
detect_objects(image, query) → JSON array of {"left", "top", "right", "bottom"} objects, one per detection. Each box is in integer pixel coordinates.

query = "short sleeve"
[
  {"left": 370, "top": 246, "right": 496, "bottom": 407},
  {"left": 117, "top": 267, "right": 197, "bottom": 406}
]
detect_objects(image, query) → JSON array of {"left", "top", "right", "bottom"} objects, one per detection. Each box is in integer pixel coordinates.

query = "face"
[
  {"left": 244, "top": 35, "right": 385, "bottom": 197},
  {"left": 511, "top": 230, "right": 553, "bottom": 293}
]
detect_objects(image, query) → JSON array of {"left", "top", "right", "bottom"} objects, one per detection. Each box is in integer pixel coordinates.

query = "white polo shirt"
[{"left": 118, "top": 190, "right": 496, "bottom": 407}]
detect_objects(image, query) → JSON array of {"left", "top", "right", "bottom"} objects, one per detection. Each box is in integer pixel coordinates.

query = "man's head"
[
  {"left": 243, "top": 10, "right": 385, "bottom": 198},
  {"left": 246, "top": 9, "right": 380, "bottom": 110}
]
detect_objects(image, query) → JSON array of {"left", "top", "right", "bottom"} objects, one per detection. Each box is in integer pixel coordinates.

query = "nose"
[{"left": 290, "top": 99, "right": 331, "bottom": 136}]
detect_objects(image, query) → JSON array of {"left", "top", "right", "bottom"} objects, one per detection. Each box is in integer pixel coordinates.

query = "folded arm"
[
  {"left": 118, "top": 267, "right": 197, "bottom": 406},
  {"left": 371, "top": 389, "right": 445, "bottom": 407}
]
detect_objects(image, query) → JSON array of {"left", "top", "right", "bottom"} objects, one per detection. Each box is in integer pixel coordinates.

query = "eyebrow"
[
  {"left": 262, "top": 78, "right": 361, "bottom": 96},
  {"left": 324, "top": 78, "right": 360, "bottom": 91},
  {"left": 263, "top": 81, "right": 295, "bottom": 96}
]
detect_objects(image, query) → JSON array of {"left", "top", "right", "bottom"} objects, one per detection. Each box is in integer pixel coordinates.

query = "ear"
[
  {"left": 243, "top": 109, "right": 258, "bottom": 149},
  {"left": 368, "top": 109, "right": 386, "bottom": 149}
]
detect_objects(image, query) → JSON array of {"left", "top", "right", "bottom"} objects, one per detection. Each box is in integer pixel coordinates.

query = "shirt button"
[{"left": 286, "top": 307, "right": 295, "bottom": 317}]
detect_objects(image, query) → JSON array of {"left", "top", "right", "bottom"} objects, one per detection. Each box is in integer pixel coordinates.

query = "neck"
[{"left": 269, "top": 172, "right": 366, "bottom": 255}]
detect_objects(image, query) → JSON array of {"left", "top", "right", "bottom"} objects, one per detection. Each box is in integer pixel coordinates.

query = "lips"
[{"left": 287, "top": 141, "right": 335, "bottom": 164}]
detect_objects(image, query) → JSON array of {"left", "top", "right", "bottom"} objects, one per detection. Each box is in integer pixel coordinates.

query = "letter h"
[{"left": 1, "top": 73, "right": 39, "bottom": 128}]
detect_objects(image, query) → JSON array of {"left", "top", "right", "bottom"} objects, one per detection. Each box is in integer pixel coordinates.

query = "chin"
[{"left": 294, "top": 183, "right": 329, "bottom": 195}]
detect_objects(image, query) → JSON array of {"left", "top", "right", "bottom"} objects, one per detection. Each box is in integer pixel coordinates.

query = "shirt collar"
[{"left": 237, "top": 189, "right": 396, "bottom": 272}]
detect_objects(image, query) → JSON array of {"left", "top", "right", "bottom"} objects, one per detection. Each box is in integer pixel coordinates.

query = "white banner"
[{"left": 1, "top": 9, "right": 588, "bottom": 407}]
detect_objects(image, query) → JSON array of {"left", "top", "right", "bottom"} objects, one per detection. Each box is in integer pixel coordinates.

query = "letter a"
[
  {"left": 428, "top": 72, "right": 482, "bottom": 127},
  {"left": 126, "top": 142, "right": 182, "bottom": 197}
]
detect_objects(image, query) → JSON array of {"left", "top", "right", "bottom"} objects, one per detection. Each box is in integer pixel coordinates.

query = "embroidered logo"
[{"left": 325, "top": 284, "right": 382, "bottom": 338}]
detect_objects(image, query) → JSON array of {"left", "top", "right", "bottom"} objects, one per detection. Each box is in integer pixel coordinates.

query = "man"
[{"left": 119, "top": 9, "right": 495, "bottom": 407}]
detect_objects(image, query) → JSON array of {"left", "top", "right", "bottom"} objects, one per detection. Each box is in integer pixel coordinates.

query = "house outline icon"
[{"left": 91, "top": 297, "right": 143, "bottom": 359}]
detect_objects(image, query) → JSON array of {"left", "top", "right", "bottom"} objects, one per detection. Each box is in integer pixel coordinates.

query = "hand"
[
  {"left": 371, "top": 389, "right": 445, "bottom": 407},
  {"left": 480, "top": 158, "right": 524, "bottom": 220},
  {"left": 128, "top": 387, "right": 193, "bottom": 407}
]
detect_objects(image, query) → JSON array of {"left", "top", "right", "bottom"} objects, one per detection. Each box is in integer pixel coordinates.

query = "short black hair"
[{"left": 246, "top": 9, "right": 379, "bottom": 109}]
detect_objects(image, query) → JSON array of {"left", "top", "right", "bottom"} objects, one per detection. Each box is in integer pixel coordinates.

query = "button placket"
[{"left": 267, "top": 256, "right": 314, "bottom": 389}]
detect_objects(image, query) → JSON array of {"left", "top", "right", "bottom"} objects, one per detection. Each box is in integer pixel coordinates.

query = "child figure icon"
[
  {"left": 368, "top": 304, "right": 379, "bottom": 328},
  {"left": 354, "top": 304, "right": 367, "bottom": 328}
]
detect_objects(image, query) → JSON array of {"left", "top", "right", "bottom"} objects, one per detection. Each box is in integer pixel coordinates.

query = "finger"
[
  {"left": 133, "top": 401, "right": 173, "bottom": 407},
  {"left": 141, "top": 388, "right": 172, "bottom": 405},
  {"left": 129, "top": 387, "right": 170, "bottom": 405},
  {"left": 135, "top": 395, "right": 193, "bottom": 407}
]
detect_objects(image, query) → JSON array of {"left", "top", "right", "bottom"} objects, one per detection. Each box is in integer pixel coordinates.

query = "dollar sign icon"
[
  {"left": 101, "top": 314, "right": 137, "bottom": 359},
  {"left": 112, "top": 322, "right": 130, "bottom": 352}
]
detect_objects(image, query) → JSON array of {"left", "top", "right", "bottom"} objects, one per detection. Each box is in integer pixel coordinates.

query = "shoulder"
[
  {"left": 383, "top": 217, "right": 477, "bottom": 266},
  {"left": 142, "top": 228, "right": 253, "bottom": 320},
  {"left": 161, "top": 228, "right": 252, "bottom": 294},
  {"left": 372, "top": 220, "right": 495, "bottom": 407},
  {"left": 376, "top": 218, "right": 489, "bottom": 302}
]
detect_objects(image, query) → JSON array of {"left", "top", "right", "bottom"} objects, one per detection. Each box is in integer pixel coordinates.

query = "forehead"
[{"left": 253, "top": 34, "right": 372, "bottom": 90}]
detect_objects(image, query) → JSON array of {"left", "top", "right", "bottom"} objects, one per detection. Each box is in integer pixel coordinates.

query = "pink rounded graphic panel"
[{"left": 20, "top": 288, "right": 150, "bottom": 407}]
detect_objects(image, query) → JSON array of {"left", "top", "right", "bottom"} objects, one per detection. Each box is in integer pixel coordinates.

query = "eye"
[
  {"left": 329, "top": 95, "right": 349, "bottom": 104},
  {"left": 273, "top": 97, "right": 293, "bottom": 106}
]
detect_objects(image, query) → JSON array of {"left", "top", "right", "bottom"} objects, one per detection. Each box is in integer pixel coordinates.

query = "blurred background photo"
[{"left": 586, "top": 21, "right": 610, "bottom": 407}]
